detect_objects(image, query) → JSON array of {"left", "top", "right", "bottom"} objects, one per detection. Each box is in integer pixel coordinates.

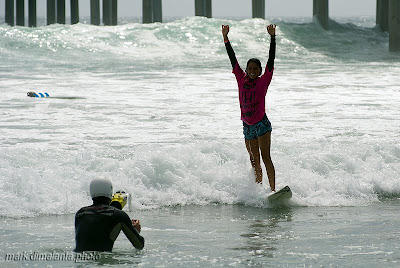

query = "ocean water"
[{"left": 0, "top": 16, "right": 399, "bottom": 267}]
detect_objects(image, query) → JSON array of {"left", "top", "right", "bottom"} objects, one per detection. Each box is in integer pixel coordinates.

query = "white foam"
[{"left": 0, "top": 17, "right": 399, "bottom": 217}]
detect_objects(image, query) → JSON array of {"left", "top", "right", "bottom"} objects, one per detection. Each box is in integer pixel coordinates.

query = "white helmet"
[{"left": 90, "top": 177, "right": 113, "bottom": 199}]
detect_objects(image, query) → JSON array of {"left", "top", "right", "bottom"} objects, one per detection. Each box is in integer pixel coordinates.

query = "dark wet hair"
[
  {"left": 246, "top": 58, "right": 262, "bottom": 74},
  {"left": 92, "top": 196, "right": 111, "bottom": 205}
]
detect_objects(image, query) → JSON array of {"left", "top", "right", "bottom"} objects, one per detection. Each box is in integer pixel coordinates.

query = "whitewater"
[{"left": 0, "top": 16, "right": 399, "bottom": 267}]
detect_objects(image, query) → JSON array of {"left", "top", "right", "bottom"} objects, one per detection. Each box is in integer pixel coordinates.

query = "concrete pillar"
[
  {"left": 143, "top": 0, "right": 162, "bottom": 23},
  {"left": 205, "top": 0, "right": 212, "bottom": 18},
  {"left": 16, "top": 0, "right": 24, "bottom": 26},
  {"left": 143, "top": 0, "right": 153, "bottom": 23},
  {"left": 47, "top": 0, "right": 56, "bottom": 25},
  {"left": 376, "top": 0, "right": 389, "bottom": 31},
  {"left": 90, "top": 0, "right": 100, "bottom": 25},
  {"left": 389, "top": 0, "right": 400, "bottom": 52},
  {"left": 5, "top": 0, "right": 14, "bottom": 26},
  {"left": 71, "top": 0, "right": 79, "bottom": 24},
  {"left": 153, "top": 0, "right": 162, "bottom": 23},
  {"left": 29, "top": 0, "right": 37, "bottom": 27},
  {"left": 252, "top": 0, "right": 265, "bottom": 19},
  {"left": 57, "top": 0, "right": 66, "bottom": 24},
  {"left": 103, "top": 0, "right": 112, "bottom": 26},
  {"left": 313, "top": 0, "right": 329, "bottom": 30},
  {"left": 195, "top": 0, "right": 212, "bottom": 18},
  {"left": 112, "top": 0, "right": 118, "bottom": 25}
]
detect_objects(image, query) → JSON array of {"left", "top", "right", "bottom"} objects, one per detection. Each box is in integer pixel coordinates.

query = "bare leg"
[
  {"left": 245, "top": 139, "right": 262, "bottom": 184},
  {"left": 257, "top": 132, "right": 275, "bottom": 191}
]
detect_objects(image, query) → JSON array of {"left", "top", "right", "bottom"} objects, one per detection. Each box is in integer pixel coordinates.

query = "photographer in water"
[{"left": 74, "top": 177, "right": 144, "bottom": 252}]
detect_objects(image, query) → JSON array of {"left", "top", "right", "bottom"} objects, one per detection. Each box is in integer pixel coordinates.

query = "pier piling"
[
  {"left": 195, "top": 0, "right": 212, "bottom": 18},
  {"left": 143, "top": 0, "right": 162, "bottom": 23},
  {"left": 71, "top": 0, "right": 79, "bottom": 24},
  {"left": 389, "top": 0, "right": 400, "bottom": 52},
  {"left": 16, "top": 0, "right": 24, "bottom": 26},
  {"left": 376, "top": 0, "right": 389, "bottom": 31},
  {"left": 28, "top": 0, "right": 37, "bottom": 27},
  {"left": 103, "top": 0, "right": 111, "bottom": 25},
  {"left": 143, "top": 0, "right": 153, "bottom": 23},
  {"left": 103, "top": 0, "right": 117, "bottom": 25},
  {"left": 112, "top": 0, "right": 118, "bottom": 25},
  {"left": 57, "top": 0, "right": 66, "bottom": 24},
  {"left": 90, "top": 0, "right": 100, "bottom": 25},
  {"left": 2, "top": 0, "right": 399, "bottom": 53},
  {"left": 252, "top": 0, "right": 265, "bottom": 19},
  {"left": 5, "top": 0, "right": 14, "bottom": 26},
  {"left": 313, "top": 0, "right": 329, "bottom": 29},
  {"left": 47, "top": 0, "right": 56, "bottom": 25},
  {"left": 153, "top": 0, "right": 162, "bottom": 23}
]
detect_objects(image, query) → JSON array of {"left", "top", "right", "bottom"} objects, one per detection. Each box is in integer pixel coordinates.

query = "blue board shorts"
[{"left": 243, "top": 114, "right": 272, "bottom": 140}]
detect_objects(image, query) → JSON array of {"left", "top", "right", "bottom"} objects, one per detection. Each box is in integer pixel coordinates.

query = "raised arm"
[
  {"left": 267, "top": 24, "right": 276, "bottom": 72},
  {"left": 222, "top": 25, "right": 237, "bottom": 69}
]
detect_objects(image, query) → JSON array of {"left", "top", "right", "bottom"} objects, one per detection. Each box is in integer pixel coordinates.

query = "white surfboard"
[{"left": 268, "top": 185, "right": 292, "bottom": 202}]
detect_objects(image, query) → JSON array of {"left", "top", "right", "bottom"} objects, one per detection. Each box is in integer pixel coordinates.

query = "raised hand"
[
  {"left": 222, "top": 25, "right": 230, "bottom": 40},
  {"left": 132, "top": 219, "right": 141, "bottom": 233},
  {"left": 267, "top": 24, "right": 276, "bottom": 36}
]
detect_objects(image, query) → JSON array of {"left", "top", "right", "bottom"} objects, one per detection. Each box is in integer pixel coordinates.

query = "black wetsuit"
[
  {"left": 224, "top": 35, "right": 276, "bottom": 72},
  {"left": 74, "top": 204, "right": 145, "bottom": 252}
]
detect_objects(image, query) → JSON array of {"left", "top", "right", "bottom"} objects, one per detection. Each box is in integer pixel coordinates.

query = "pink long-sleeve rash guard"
[{"left": 233, "top": 62, "right": 273, "bottom": 125}]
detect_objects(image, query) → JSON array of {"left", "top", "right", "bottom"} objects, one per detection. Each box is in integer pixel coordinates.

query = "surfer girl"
[{"left": 222, "top": 24, "right": 276, "bottom": 191}]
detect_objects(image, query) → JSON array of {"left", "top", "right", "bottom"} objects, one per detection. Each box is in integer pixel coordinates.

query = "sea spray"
[{"left": 0, "top": 16, "right": 399, "bottom": 217}]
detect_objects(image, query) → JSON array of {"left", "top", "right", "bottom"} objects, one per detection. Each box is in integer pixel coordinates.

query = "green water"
[{"left": 1, "top": 202, "right": 399, "bottom": 267}]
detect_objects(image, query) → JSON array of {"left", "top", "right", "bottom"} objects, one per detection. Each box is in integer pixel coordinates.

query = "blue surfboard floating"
[{"left": 27, "top": 92, "right": 49, "bottom": 98}]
